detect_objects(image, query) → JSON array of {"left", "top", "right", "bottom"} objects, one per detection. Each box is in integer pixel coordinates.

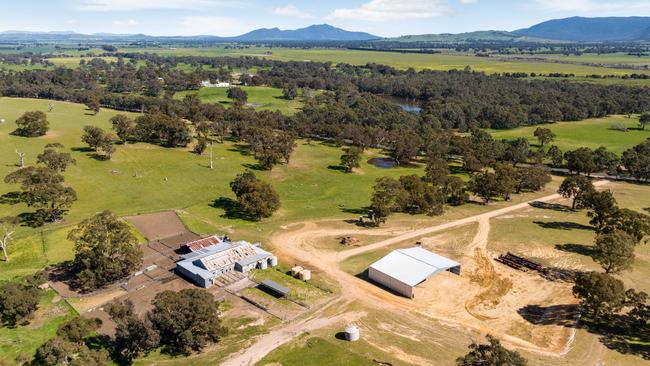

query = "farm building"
[
  {"left": 176, "top": 238, "right": 277, "bottom": 288},
  {"left": 200, "top": 80, "right": 230, "bottom": 88},
  {"left": 367, "top": 247, "right": 461, "bottom": 298},
  {"left": 182, "top": 234, "right": 224, "bottom": 252}
]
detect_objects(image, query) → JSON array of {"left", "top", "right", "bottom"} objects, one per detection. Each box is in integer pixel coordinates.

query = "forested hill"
[
  {"left": 382, "top": 31, "right": 553, "bottom": 43},
  {"left": 514, "top": 16, "right": 650, "bottom": 42}
]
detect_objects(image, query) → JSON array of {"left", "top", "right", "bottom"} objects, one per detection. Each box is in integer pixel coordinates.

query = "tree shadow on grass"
[
  {"left": 242, "top": 163, "right": 268, "bottom": 171},
  {"left": 555, "top": 243, "right": 595, "bottom": 257},
  {"left": 88, "top": 153, "right": 110, "bottom": 161},
  {"left": 340, "top": 206, "right": 370, "bottom": 215},
  {"left": 518, "top": 304, "right": 580, "bottom": 327},
  {"left": 327, "top": 165, "right": 348, "bottom": 172},
  {"left": 449, "top": 165, "right": 469, "bottom": 175},
  {"left": 210, "top": 197, "right": 258, "bottom": 221},
  {"left": 227, "top": 143, "right": 251, "bottom": 156},
  {"left": 534, "top": 221, "right": 594, "bottom": 231},
  {"left": 0, "top": 191, "right": 24, "bottom": 205},
  {"left": 71, "top": 146, "right": 94, "bottom": 153},
  {"left": 17, "top": 212, "right": 46, "bottom": 228},
  {"left": 518, "top": 304, "right": 650, "bottom": 360},
  {"left": 529, "top": 201, "right": 574, "bottom": 212}
]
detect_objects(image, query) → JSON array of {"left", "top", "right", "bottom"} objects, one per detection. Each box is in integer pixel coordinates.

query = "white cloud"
[
  {"left": 176, "top": 16, "right": 251, "bottom": 36},
  {"left": 459, "top": 0, "right": 477, "bottom": 4},
  {"left": 327, "top": 0, "right": 452, "bottom": 22},
  {"left": 273, "top": 5, "right": 315, "bottom": 19},
  {"left": 533, "top": 0, "right": 650, "bottom": 12},
  {"left": 76, "top": 0, "right": 242, "bottom": 12},
  {"left": 112, "top": 19, "right": 139, "bottom": 26}
]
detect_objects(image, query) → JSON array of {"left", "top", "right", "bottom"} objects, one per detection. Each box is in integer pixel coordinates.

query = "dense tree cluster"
[
  {"left": 242, "top": 127, "right": 295, "bottom": 170},
  {"left": 68, "top": 211, "right": 143, "bottom": 291},
  {"left": 4, "top": 164, "right": 77, "bottom": 224},
  {"left": 148, "top": 289, "right": 227, "bottom": 353},
  {"left": 12, "top": 110, "right": 49, "bottom": 137},
  {"left": 229, "top": 171, "right": 281, "bottom": 220},
  {"left": 0, "top": 281, "right": 40, "bottom": 327},
  {"left": 3, "top": 54, "right": 650, "bottom": 134},
  {"left": 33, "top": 317, "right": 110, "bottom": 366},
  {"left": 456, "top": 335, "right": 528, "bottom": 366},
  {"left": 81, "top": 126, "right": 116, "bottom": 159}
]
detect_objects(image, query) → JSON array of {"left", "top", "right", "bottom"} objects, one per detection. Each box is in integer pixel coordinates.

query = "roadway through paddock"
[{"left": 221, "top": 180, "right": 611, "bottom": 365}]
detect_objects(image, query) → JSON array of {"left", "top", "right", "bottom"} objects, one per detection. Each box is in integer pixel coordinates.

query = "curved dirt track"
[{"left": 223, "top": 181, "right": 610, "bottom": 365}]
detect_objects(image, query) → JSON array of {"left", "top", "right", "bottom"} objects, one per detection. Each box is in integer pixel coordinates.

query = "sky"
[{"left": 2, "top": 0, "right": 650, "bottom": 37}]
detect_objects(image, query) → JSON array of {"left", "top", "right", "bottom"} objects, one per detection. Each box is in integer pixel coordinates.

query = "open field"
[
  {"left": 490, "top": 115, "right": 650, "bottom": 154},
  {"left": 0, "top": 97, "right": 427, "bottom": 282},
  {"left": 5, "top": 45, "right": 650, "bottom": 85},
  {"left": 174, "top": 86, "right": 303, "bottom": 115},
  {"left": 2, "top": 96, "right": 650, "bottom": 365},
  {"left": 123, "top": 46, "right": 650, "bottom": 77}
]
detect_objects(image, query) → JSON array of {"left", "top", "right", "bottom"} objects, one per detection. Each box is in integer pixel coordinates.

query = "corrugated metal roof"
[
  {"left": 260, "top": 280, "right": 290, "bottom": 296},
  {"left": 184, "top": 235, "right": 223, "bottom": 252},
  {"left": 369, "top": 247, "right": 461, "bottom": 287}
]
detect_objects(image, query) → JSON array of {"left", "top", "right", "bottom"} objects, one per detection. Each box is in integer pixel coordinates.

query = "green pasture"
[
  {"left": 490, "top": 115, "right": 650, "bottom": 154},
  {"left": 257, "top": 336, "right": 380, "bottom": 366},
  {"left": 0, "top": 289, "right": 77, "bottom": 364},
  {"left": 0, "top": 97, "right": 425, "bottom": 282},
  {"left": 123, "top": 46, "right": 650, "bottom": 77},
  {"left": 174, "top": 86, "right": 303, "bottom": 115}
]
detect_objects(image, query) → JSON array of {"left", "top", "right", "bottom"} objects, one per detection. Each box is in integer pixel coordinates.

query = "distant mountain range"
[
  {"left": 383, "top": 30, "right": 554, "bottom": 43},
  {"left": 3, "top": 17, "right": 650, "bottom": 43},
  {"left": 0, "top": 25, "right": 379, "bottom": 42},
  {"left": 513, "top": 16, "right": 650, "bottom": 42}
]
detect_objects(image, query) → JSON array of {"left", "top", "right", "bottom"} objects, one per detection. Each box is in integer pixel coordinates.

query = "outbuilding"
[{"left": 367, "top": 247, "right": 461, "bottom": 298}]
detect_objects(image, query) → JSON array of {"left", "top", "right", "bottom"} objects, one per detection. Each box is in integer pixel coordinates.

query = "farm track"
[{"left": 222, "top": 181, "right": 610, "bottom": 365}]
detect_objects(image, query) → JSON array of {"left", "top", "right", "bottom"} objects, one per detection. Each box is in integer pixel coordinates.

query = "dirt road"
[
  {"left": 222, "top": 300, "right": 364, "bottom": 366},
  {"left": 223, "top": 181, "right": 610, "bottom": 365}
]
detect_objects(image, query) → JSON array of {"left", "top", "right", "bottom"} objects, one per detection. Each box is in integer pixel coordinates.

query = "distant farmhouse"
[
  {"left": 176, "top": 235, "right": 277, "bottom": 288},
  {"left": 200, "top": 80, "right": 230, "bottom": 88},
  {"left": 368, "top": 247, "right": 461, "bottom": 298}
]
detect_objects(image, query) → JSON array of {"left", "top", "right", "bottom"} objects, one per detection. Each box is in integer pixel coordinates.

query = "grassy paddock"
[
  {"left": 0, "top": 97, "right": 427, "bottom": 282},
  {"left": 123, "top": 46, "right": 650, "bottom": 78},
  {"left": 257, "top": 336, "right": 379, "bottom": 366},
  {"left": 490, "top": 115, "right": 650, "bottom": 154},
  {"left": 174, "top": 86, "right": 303, "bottom": 115}
]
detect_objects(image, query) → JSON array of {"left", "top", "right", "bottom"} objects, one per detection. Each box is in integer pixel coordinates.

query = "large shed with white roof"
[{"left": 367, "top": 247, "right": 461, "bottom": 298}]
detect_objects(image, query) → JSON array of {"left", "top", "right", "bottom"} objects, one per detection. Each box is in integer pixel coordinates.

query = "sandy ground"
[{"left": 222, "top": 181, "right": 611, "bottom": 365}]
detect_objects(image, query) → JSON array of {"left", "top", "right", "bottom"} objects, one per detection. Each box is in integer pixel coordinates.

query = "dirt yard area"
[
  {"left": 242, "top": 182, "right": 614, "bottom": 366},
  {"left": 125, "top": 211, "right": 192, "bottom": 240}
]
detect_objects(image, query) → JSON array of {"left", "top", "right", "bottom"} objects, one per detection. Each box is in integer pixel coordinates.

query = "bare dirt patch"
[{"left": 125, "top": 211, "right": 190, "bottom": 240}]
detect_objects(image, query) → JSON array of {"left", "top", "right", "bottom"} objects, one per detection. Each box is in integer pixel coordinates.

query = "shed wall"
[{"left": 368, "top": 267, "right": 414, "bottom": 298}]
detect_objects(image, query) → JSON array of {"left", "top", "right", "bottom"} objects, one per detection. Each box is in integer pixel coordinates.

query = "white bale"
[
  {"left": 270, "top": 256, "right": 278, "bottom": 266},
  {"left": 291, "top": 266, "right": 303, "bottom": 277},
  {"left": 259, "top": 260, "right": 268, "bottom": 270},
  {"left": 299, "top": 269, "right": 311, "bottom": 281}
]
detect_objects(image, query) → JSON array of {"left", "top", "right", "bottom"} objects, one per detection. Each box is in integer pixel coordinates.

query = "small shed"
[{"left": 259, "top": 280, "right": 290, "bottom": 297}]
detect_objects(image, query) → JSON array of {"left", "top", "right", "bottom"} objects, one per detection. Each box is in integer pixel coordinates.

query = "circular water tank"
[{"left": 345, "top": 324, "right": 360, "bottom": 341}]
